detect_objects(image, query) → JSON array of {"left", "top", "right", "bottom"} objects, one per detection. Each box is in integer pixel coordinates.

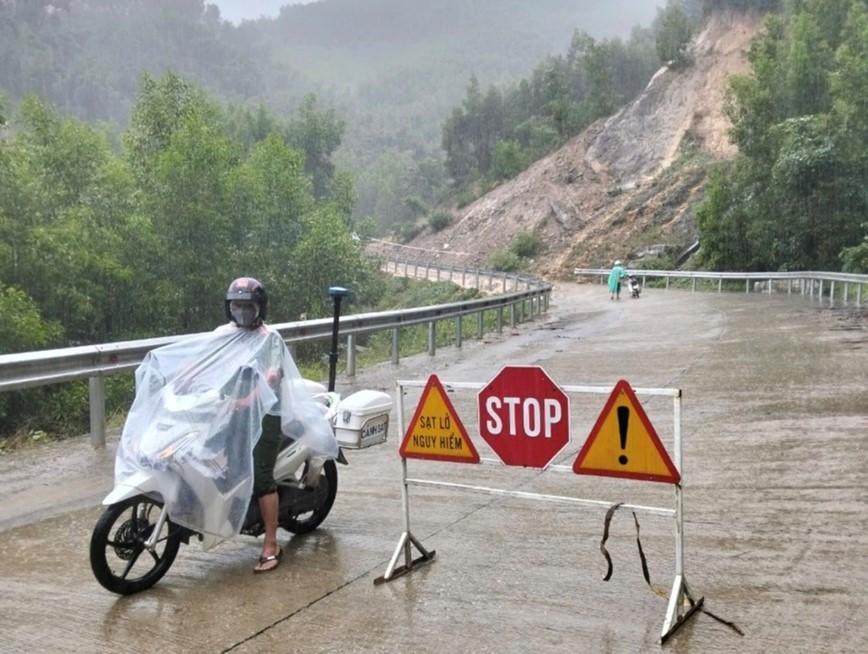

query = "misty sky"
[
  {"left": 210, "top": 0, "right": 315, "bottom": 25},
  {"left": 212, "top": 1, "right": 666, "bottom": 29}
]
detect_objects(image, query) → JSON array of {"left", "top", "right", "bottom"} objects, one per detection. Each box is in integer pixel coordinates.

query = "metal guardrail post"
[
  {"left": 347, "top": 334, "right": 357, "bottom": 378},
  {"left": 89, "top": 377, "right": 106, "bottom": 447},
  {"left": 455, "top": 316, "right": 463, "bottom": 348},
  {"left": 497, "top": 306, "right": 503, "bottom": 334},
  {"left": 428, "top": 322, "right": 436, "bottom": 356},
  {"left": 391, "top": 328, "right": 400, "bottom": 366}
]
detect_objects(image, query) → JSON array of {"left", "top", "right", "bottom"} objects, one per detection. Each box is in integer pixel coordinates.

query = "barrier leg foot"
[
  {"left": 660, "top": 575, "right": 703, "bottom": 644},
  {"left": 374, "top": 531, "right": 436, "bottom": 585}
]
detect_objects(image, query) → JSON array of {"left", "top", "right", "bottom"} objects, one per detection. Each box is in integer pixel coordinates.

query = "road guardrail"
[
  {"left": 574, "top": 268, "right": 866, "bottom": 306},
  {"left": 0, "top": 259, "right": 551, "bottom": 446}
]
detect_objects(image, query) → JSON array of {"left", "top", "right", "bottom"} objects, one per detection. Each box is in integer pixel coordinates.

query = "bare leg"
[{"left": 254, "top": 491, "right": 281, "bottom": 572}]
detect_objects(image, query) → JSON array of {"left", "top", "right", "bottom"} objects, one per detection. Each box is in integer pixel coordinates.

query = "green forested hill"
[
  {"left": 259, "top": 0, "right": 659, "bottom": 83},
  {"left": 0, "top": 0, "right": 663, "bottom": 225},
  {"left": 0, "top": 0, "right": 661, "bottom": 128}
]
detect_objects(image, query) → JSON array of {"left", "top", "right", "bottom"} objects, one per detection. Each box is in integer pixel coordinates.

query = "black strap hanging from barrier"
[{"left": 599, "top": 503, "right": 744, "bottom": 638}]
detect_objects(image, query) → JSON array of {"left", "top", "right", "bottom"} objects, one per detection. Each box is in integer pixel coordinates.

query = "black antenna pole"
[{"left": 327, "top": 286, "right": 350, "bottom": 392}]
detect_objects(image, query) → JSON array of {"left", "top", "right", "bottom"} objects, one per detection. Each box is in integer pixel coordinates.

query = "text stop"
[{"left": 482, "top": 396, "right": 563, "bottom": 438}]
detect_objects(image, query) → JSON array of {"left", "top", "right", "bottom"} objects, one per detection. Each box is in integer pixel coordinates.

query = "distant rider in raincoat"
[{"left": 608, "top": 260, "right": 627, "bottom": 300}]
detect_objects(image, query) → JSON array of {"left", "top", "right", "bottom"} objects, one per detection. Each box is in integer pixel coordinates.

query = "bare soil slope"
[{"left": 369, "top": 11, "right": 764, "bottom": 278}]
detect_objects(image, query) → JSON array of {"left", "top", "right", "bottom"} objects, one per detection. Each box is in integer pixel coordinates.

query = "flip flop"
[{"left": 253, "top": 547, "right": 283, "bottom": 574}]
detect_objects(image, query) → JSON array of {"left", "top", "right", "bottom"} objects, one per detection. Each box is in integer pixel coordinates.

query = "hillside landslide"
[{"left": 368, "top": 11, "right": 764, "bottom": 278}]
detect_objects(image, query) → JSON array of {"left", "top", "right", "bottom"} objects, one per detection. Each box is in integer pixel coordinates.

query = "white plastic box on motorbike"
[{"left": 333, "top": 389, "right": 393, "bottom": 448}]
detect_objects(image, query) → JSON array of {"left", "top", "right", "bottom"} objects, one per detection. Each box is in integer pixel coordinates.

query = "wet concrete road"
[{"left": 0, "top": 283, "right": 866, "bottom": 653}]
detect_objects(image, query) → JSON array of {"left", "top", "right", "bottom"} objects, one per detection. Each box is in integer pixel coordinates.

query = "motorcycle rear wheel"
[
  {"left": 282, "top": 459, "right": 338, "bottom": 534},
  {"left": 90, "top": 494, "right": 183, "bottom": 595}
]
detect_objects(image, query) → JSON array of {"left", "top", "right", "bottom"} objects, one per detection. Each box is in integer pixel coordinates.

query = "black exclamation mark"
[{"left": 617, "top": 406, "right": 629, "bottom": 465}]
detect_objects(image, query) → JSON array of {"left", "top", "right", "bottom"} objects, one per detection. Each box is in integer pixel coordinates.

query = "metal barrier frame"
[{"left": 376, "top": 378, "right": 700, "bottom": 644}]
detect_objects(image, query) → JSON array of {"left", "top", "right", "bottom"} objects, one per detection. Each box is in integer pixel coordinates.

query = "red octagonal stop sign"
[{"left": 477, "top": 365, "right": 570, "bottom": 468}]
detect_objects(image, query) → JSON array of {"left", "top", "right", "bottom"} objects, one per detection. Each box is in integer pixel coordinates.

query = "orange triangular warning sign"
[
  {"left": 399, "top": 375, "right": 480, "bottom": 464},
  {"left": 573, "top": 380, "right": 680, "bottom": 484}
]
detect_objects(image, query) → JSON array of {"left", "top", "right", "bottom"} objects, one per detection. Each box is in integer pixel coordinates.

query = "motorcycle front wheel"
[
  {"left": 89, "top": 494, "right": 183, "bottom": 595},
  {"left": 282, "top": 459, "right": 338, "bottom": 534}
]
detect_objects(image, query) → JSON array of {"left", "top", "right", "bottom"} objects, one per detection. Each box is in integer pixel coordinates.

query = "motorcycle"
[
  {"left": 629, "top": 275, "right": 641, "bottom": 299},
  {"left": 89, "top": 377, "right": 390, "bottom": 595},
  {"left": 90, "top": 288, "right": 392, "bottom": 595}
]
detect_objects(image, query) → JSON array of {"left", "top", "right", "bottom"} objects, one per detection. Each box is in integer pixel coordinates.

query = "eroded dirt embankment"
[{"left": 368, "top": 11, "right": 765, "bottom": 277}]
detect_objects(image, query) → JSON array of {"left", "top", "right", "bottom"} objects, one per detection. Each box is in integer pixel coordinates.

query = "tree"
[
  {"left": 0, "top": 284, "right": 62, "bottom": 354},
  {"left": 148, "top": 110, "right": 237, "bottom": 332},
  {"left": 288, "top": 208, "right": 381, "bottom": 321},
  {"left": 285, "top": 94, "right": 346, "bottom": 200},
  {"left": 442, "top": 104, "right": 477, "bottom": 184},
  {"left": 655, "top": 3, "right": 696, "bottom": 68},
  {"left": 579, "top": 39, "right": 622, "bottom": 122},
  {"left": 123, "top": 72, "right": 222, "bottom": 189},
  {"left": 839, "top": 225, "right": 868, "bottom": 273},
  {"left": 0, "top": 95, "right": 147, "bottom": 342},
  {"left": 490, "top": 140, "right": 527, "bottom": 181},
  {"left": 228, "top": 131, "right": 315, "bottom": 306}
]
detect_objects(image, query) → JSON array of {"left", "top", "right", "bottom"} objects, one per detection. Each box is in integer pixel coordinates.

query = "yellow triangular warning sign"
[
  {"left": 399, "top": 375, "right": 480, "bottom": 464},
  {"left": 573, "top": 380, "right": 680, "bottom": 484}
]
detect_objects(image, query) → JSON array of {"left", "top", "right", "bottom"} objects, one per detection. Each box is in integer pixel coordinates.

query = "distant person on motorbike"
[
  {"left": 216, "top": 277, "right": 288, "bottom": 573},
  {"left": 608, "top": 260, "right": 627, "bottom": 300}
]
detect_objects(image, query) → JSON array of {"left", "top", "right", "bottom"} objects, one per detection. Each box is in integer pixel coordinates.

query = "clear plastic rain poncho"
[{"left": 114, "top": 324, "right": 338, "bottom": 549}]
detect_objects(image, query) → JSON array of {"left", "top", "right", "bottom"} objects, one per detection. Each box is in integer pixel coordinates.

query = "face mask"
[{"left": 230, "top": 303, "right": 259, "bottom": 328}]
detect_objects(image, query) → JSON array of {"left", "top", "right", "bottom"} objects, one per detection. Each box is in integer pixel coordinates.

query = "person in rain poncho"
[
  {"left": 115, "top": 277, "right": 337, "bottom": 573},
  {"left": 608, "top": 260, "right": 627, "bottom": 300}
]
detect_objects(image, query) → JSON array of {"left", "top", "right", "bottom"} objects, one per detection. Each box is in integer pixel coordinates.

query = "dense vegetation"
[
  {"left": 0, "top": 0, "right": 664, "bottom": 234},
  {"left": 0, "top": 72, "right": 384, "bottom": 437},
  {"left": 696, "top": 0, "right": 868, "bottom": 272},
  {"left": 438, "top": 33, "right": 660, "bottom": 195},
  {"left": 0, "top": 73, "right": 382, "bottom": 346}
]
